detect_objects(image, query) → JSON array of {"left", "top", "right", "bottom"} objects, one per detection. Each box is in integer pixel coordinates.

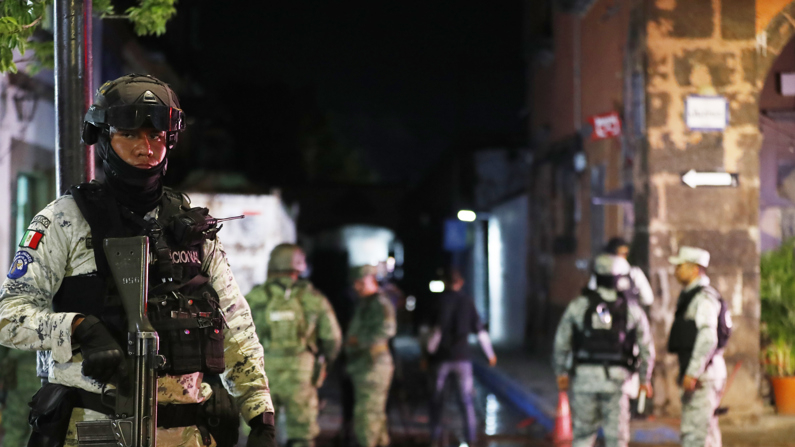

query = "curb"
[
  {"left": 472, "top": 362, "right": 680, "bottom": 444},
  {"left": 471, "top": 362, "right": 555, "bottom": 432}
]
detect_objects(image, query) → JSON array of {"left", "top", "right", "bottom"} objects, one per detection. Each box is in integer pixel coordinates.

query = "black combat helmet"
[
  {"left": 82, "top": 74, "right": 186, "bottom": 213},
  {"left": 82, "top": 73, "right": 185, "bottom": 154}
]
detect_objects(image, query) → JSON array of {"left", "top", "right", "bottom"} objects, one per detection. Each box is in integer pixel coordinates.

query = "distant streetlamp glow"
[
  {"left": 457, "top": 210, "right": 477, "bottom": 222},
  {"left": 429, "top": 280, "right": 445, "bottom": 293}
]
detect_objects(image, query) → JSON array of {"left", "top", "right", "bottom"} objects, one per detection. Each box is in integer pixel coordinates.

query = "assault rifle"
[{"left": 76, "top": 236, "right": 161, "bottom": 447}]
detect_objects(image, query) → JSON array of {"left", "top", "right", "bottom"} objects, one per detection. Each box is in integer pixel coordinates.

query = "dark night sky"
[{"left": 146, "top": 1, "right": 525, "bottom": 184}]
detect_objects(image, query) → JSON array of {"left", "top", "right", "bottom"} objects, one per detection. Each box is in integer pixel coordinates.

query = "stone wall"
[{"left": 644, "top": 0, "right": 763, "bottom": 418}]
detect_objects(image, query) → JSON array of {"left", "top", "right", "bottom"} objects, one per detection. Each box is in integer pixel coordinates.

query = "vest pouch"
[
  {"left": 173, "top": 325, "right": 203, "bottom": 374},
  {"left": 203, "top": 375, "right": 240, "bottom": 447},
  {"left": 263, "top": 289, "right": 307, "bottom": 354},
  {"left": 150, "top": 297, "right": 204, "bottom": 375},
  {"left": 27, "top": 383, "right": 78, "bottom": 447},
  {"left": 202, "top": 323, "right": 225, "bottom": 374}
]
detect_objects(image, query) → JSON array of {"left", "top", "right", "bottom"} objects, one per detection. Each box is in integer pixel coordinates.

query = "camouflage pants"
[
  {"left": 1, "top": 350, "right": 38, "bottom": 446},
  {"left": 349, "top": 358, "right": 394, "bottom": 447},
  {"left": 571, "top": 391, "right": 630, "bottom": 447},
  {"left": 268, "top": 366, "right": 319, "bottom": 441},
  {"left": 681, "top": 380, "right": 724, "bottom": 447}
]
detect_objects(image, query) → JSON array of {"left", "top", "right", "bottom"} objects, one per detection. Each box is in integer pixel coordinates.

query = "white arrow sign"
[{"left": 681, "top": 169, "right": 739, "bottom": 188}]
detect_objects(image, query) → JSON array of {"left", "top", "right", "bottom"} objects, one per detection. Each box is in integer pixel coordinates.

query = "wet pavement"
[
  {"left": 255, "top": 337, "right": 795, "bottom": 447},
  {"left": 311, "top": 336, "right": 550, "bottom": 447}
]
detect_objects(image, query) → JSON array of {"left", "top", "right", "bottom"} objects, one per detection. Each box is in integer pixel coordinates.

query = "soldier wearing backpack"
[
  {"left": 667, "top": 246, "right": 731, "bottom": 447},
  {"left": 246, "top": 244, "right": 343, "bottom": 447},
  {"left": 553, "top": 254, "right": 655, "bottom": 447}
]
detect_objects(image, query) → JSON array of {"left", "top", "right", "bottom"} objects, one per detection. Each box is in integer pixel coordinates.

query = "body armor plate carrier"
[
  {"left": 53, "top": 182, "right": 225, "bottom": 376},
  {"left": 572, "top": 289, "right": 638, "bottom": 371},
  {"left": 667, "top": 285, "right": 732, "bottom": 381},
  {"left": 257, "top": 280, "right": 317, "bottom": 356}
]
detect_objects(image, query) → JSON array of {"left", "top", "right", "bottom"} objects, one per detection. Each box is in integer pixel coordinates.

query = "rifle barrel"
[{"left": 214, "top": 215, "right": 245, "bottom": 223}]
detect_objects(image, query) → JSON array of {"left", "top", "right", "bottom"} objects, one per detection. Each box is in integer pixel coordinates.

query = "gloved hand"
[
  {"left": 72, "top": 315, "right": 127, "bottom": 384},
  {"left": 246, "top": 413, "right": 276, "bottom": 447}
]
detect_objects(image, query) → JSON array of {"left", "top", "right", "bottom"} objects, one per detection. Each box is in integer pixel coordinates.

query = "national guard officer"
[
  {"left": 0, "top": 73, "right": 275, "bottom": 446},
  {"left": 346, "top": 265, "right": 396, "bottom": 447},
  {"left": 553, "top": 254, "right": 655, "bottom": 447},
  {"left": 246, "top": 243, "right": 343, "bottom": 447},
  {"left": 667, "top": 246, "right": 731, "bottom": 447},
  {"left": 587, "top": 237, "right": 654, "bottom": 306}
]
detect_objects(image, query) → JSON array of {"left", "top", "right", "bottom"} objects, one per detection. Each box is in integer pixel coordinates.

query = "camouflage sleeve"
[
  {"left": 243, "top": 285, "right": 269, "bottom": 343},
  {"left": 630, "top": 302, "right": 655, "bottom": 384},
  {"left": 0, "top": 197, "right": 81, "bottom": 364},
  {"left": 552, "top": 298, "right": 585, "bottom": 377},
  {"left": 356, "top": 296, "right": 396, "bottom": 347},
  {"left": 205, "top": 238, "right": 274, "bottom": 421},
  {"left": 315, "top": 295, "right": 342, "bottom": 362},
  {"left": 630, "top": 267, "right": 654, "bottom": 306},
  {"left": 685, "top": 293, "right": 719, "bottom": 379}
]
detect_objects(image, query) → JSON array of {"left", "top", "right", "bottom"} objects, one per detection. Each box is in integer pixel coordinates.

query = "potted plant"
[{"left": 760, "top": 239, "right": 795, "bottom": 414}]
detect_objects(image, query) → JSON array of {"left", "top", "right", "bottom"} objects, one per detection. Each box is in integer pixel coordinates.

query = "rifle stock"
[{"left": 76, "top": 237, "right": 159, "bottom": 447}]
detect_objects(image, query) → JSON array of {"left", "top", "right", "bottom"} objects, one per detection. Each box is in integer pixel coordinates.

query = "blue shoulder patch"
[{"left": 7, "top": 251, "right": 34, "bottom": 279}]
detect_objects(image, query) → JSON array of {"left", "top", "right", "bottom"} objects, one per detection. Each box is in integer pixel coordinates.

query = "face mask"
[{"left": 98, "top": 135, "right": 167, "bottom": 214}]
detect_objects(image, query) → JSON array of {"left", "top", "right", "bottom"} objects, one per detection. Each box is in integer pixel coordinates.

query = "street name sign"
[
  {"left": 681, "top": 169, "right": 739, "bottom": 188},
  {"left": 685, "top": 95, "right": 729, "bottom": 131}
]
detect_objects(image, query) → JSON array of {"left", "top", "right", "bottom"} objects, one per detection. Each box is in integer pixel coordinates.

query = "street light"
[
  {"left": 429, "top": 280, "right": 445, "bottom": 293},
  {"left": 457, "top": 210, "right": 477, "bottom": 222}
]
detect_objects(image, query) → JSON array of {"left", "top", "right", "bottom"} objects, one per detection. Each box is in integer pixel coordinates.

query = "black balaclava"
[{"left": 98, "top": 131, "right": 167, "bottom": 215}]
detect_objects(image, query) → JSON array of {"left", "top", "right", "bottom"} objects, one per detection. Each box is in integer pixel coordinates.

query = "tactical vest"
[
  {"left": 572, "top": 289, "right": 638, "bottom": 371},
  {"left": 667, "top": 284, "right": 732, "bottom": 380},
  {"left": 255, "top": 280, "right": 316, "bottom": 356},
  {"left": 52, "top": 182, "right": 225, "bottom": 376}
]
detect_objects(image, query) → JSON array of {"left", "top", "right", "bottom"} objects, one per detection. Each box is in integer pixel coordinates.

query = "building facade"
[{"left": 526, "top": 0, "right": 795, "bottom": 417}]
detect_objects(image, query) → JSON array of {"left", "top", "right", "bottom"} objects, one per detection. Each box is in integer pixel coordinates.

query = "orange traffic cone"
[{"left": 553, "top": 391, "right": 573, "bottom": 446}]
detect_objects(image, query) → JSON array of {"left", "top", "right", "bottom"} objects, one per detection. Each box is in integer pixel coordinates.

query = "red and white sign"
[{"left": 589, "top": 111, "right": 622, "bottom": 140}]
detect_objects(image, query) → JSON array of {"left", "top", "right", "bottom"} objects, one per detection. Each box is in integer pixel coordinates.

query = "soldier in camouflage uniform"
[
  {"left": 0, "top": 74, "right": 275, "bottom": 447},
  {"left": 246, "top": 244, "right": 342, "bottom": 447},
  {"left": 345, "top": 265, "right": 396, "bottom": 447},
  {"left": 667, "top": 247, "right": 728, "bottom": 447},
  {"left": 553, "top": 254, "right": 655, "bottom": 447}
]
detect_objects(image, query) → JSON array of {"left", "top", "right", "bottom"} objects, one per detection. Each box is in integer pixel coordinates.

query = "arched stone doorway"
[{"left": 758, "top": 3, "right": 795, "bottom": 251}]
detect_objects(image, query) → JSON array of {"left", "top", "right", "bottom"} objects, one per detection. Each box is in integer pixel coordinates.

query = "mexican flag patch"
[{"left": 19, "top": 230, "right": 44, "bottom": 249}]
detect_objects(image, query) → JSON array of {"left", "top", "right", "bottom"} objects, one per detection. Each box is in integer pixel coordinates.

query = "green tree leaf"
[
  {"left": 0, "top": 0, "right": 177, "bottom": 73},
  {"left": 126, "top": 0, "right": 178, "bottom": 36}
]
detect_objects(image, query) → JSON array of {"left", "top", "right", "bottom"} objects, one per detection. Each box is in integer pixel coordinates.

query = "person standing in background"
[
  {"left": 588, "top": 237, "right": 654, "bottom": 306},
  {"left": 246, "top": 244, "right": 343, "bottom": 447},
  {"left": 346, "top": 265, "right": 396, "bottom": 447},
  {"left": 667, "top": 246, "right": 730, "bottom": 447},
  {"left": 425, "top": 267, "right": 496, "bottom": 446},
  {"left": 554, "top": 254, "right": 655, "bottom": 447}
]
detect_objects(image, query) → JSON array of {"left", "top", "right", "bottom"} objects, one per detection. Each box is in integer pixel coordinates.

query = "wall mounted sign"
[
  {"left": 685, "top": 95, "right": 729, "bottom": 131},
  {"left": 681, "top": 169, "right": 739, "bottom": 188},
  {"left": 588, "top": 111, "right": 622, "bottom": 140},
  {"left": 443, "top": 218, "right": 469, "bottom": 252},
  {"left": 780, "top": 72, "right": 795, "bottom": 96}
]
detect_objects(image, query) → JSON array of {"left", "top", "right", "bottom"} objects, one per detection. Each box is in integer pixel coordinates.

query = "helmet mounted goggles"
[{"left": 85, "top": 103, "right": 185, "bottom": 133}]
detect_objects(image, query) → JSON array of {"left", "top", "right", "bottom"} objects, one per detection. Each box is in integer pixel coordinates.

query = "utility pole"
[
  {"left": 42, "top": 0, "right": 92, "bottom": 381},
  {"left": 54, "top": 0, "right": 93, "bottom": 196}
]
